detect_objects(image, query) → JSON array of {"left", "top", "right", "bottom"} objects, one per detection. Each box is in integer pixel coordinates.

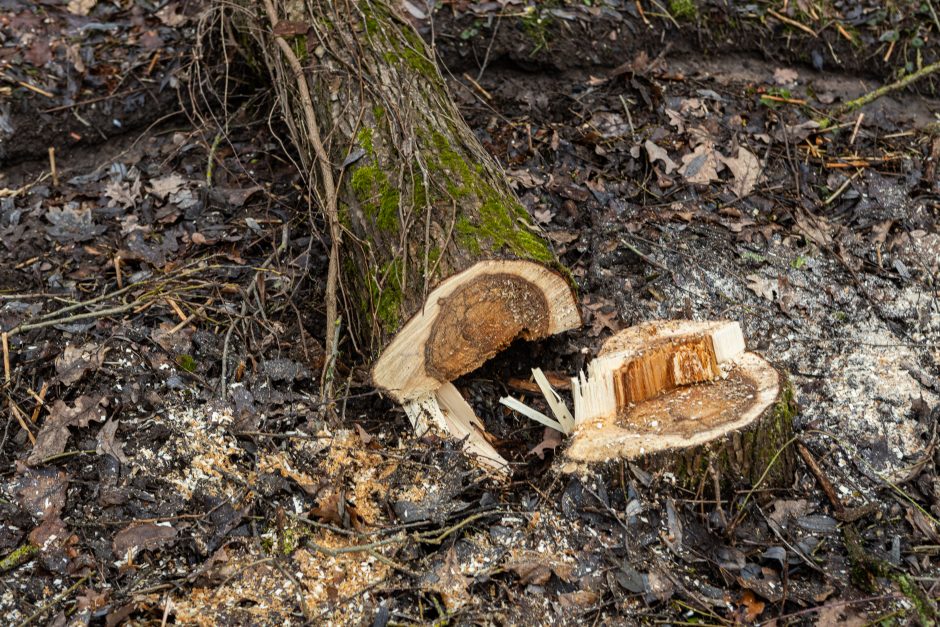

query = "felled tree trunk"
[{"left": 230, "top": 0, "right": 580, "bottom": 469}]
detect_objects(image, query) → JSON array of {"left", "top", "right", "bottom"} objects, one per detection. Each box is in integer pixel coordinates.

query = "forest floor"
[{"left": 1, "top": 0, "right": 939, "bottom": 625}]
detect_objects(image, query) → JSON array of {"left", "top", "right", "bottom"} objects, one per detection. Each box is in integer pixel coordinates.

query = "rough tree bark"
[{"left": 230, "top": 0, "right": 580, "bottom": 468}]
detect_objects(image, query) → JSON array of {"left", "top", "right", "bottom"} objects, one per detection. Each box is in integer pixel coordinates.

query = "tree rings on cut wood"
[
  {"left": 373, "top": 260, "right": 580, "bottom": 403},
  {"left": 562, "top": 320, "right": 796, "bottom": 490}
]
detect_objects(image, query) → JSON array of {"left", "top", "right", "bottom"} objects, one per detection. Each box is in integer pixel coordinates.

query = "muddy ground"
[{"left": 1, "top": 0, "right": 939, "bottom": 625}]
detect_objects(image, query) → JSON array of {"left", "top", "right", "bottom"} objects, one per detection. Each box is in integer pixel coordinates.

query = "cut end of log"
[
  {"left": 563, "top": 320, "right": 781, "bottom": 470},
  {"left": 375, "top": 259, "right": 580, "bottom": 473},
  {"left": 372, "top": 260, "right": 580, "bottom": 402}
]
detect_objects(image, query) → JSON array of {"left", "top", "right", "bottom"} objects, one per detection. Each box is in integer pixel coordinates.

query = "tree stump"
[{"left": 561, "top": 321, "right": 796, "bottom": 490}]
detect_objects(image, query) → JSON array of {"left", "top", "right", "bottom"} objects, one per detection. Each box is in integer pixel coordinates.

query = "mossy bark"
[{"left": 232, "top": 0, "right": 563, "bottom": 359}]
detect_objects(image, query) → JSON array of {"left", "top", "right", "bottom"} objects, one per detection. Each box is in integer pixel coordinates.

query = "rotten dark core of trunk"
[{"left": 236, "top": 0, "right": 571, "bottom": 369}]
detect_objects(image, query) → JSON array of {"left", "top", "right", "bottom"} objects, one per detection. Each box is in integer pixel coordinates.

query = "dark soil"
[{"left": 1, "top": 1, "right": 939, "bottom": 625}]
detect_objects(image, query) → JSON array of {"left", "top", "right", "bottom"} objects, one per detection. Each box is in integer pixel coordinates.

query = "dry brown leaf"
[
  {"left": 739, "top": 590, "right": 766, "bottom": 622},
  {"left": 14, "top": 464, "right": 68, "bottom": 521},
  {"left": 28, "top": 396, "right": 107, "bottom": 465},
  {"left": 112, "top": 523, "right": 178, "bottom": 561},
  {"left": 425, "top": 546, "right": 472, "bottom": 610},
  {"left": 719, "top": 147, "right": 762, "bottom": 197},
  {"left": 96, "top": 419, "right": 129, "bottom": 464},
  {"left": 644, "top": 140, "right": 678, "bottom": 174},
  {"left": 67, "top": 0, "right": 97, "bottom": 15},
  {"left": 679, "top": 142, "right": 721, "bottom": 184},
  {"left": 55, "top": 342, "right": 106, "bottom": 385},
  {"left": 528, "top": 427, "right": 563, "bottom": 459},
  {"left": 146, "top": 173, "right": 187, "bottom": 201},
  {"left": 773, "top": 67, "right": 799, "bottom": 85}
]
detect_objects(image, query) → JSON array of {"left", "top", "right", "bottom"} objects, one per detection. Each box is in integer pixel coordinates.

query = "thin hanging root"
[{"left": 260, "top": 0, "right": 342, "bottom": 394}]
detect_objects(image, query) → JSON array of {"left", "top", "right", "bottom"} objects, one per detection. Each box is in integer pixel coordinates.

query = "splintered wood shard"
[
  {"left": 564, "top": 320, "right": 784, "bottom": 475},
  {"left": 406, "top": 382, "right": 509, "bottom": 473}
]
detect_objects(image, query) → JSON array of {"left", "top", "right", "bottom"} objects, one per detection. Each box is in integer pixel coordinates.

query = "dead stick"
[
  {"left": 823, "top": 169, "right": 862, "bottom": 205},
  {"left": 767, "top": 8, "right": 817, "bottom": 37},
  {"left": 849, "top": 113, "right": 864, "bottom": 145},
  {"left": 797, "top": 441, "right": 845, "bottom": 516},
  {"left": 29, "top": 382, "right": 48, "bottom": 424},
  {"left": 10, "top": 403, "right": 36, "bottom": 445},
  {"left": 1, "top": 332, "right": 9, "bottom": 384},
  {"left": 835, "top": 60, "right": 940, "bottom": 116},
  {"left": 48, "top": 147, "right": 58, "bottom": 186},
  {"left": 114, "top": 255, "right": 123, "bottom": 289}
]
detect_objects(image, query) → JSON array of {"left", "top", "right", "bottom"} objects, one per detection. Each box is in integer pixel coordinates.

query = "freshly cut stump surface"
[{"left": 563, "top": 321, "right": 795, "bottom": 490}]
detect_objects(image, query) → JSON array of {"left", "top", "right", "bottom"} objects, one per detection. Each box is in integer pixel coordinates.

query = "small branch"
[
  {"left": 0, "top": 543, "right": 38, "bottom": 573},
  {"left": 16, "top": 574, "right": 90, "bottom": 627},
  {"left": 835, "top": 60, "right": 940, "bottom": 116}
]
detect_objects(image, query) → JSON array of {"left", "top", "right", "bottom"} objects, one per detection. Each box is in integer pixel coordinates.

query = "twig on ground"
[
  {"left": 834, "top": 60, "right": 940, "bottom": 116},
  {"left": 1, "top": 332, "right": 9, "bottom": 384},
  {"left": 767, "top": 8, "right": 817, "bottom": 37},
  {"left": 823, "top": 169, "right": 862, "bottom": 205},
  {"left": 16, "top": 574, "right": 90, "bottom": 627},
  {"left": 0, "top": 543, "right": 38, "bottom": 573},
  {"left": 47, "top": 147, "right": 58, "bottom": 186},
  {"left": 10, "top": 403, "right": 35, "bottom": 445}
]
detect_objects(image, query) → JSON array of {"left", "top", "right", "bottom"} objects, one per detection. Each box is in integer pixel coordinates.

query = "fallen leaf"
[
  {"left": 96, "top": 420, "right": 129, "bottom": 465},
  {"left": 75, "top": 588, "right": 110, "bottom": 612},
  {"left": 508, "top": 169, "right": 545, "bottom": 189},
  {"left": 309, "top": 491, "right": 364, "bottom": 530},
  {"left": 272, "top": 20, "right": 310, "bottom": 36},
  {"left": 112, "top": 523, "right": 177, "bottom": 561},
  {"left": 644, "top": 140, "right": 678, "bottom": 174},
  {"left": 528, "top": 427, "right": 563, "bottom": 459},
  {"left": 14, "top": 464, "right": 68, "bottom": 521},
  {"left": 147, "top": 174, "right": 187, "bottom": 201},
  {"left": 424, "top": 546, "right": 472, "bottom": 610},
  {"left": 155, "top": 2, "right": 188, "bottom": 26},
  {"left": 28, "top": 396, "right": 107, "bottom": 465},
  {"left": 45, "top": 206, "right": 107, "bottom": 243},
  {"left": 533, "top": 208, "right": 554, "bottom": 224},
  {"left": 773, "top": 67, "right": 799, "bottom": 85},
  {"left": 29, "top": 516, "right": 75, "bottom": 574},
  {"left": 105, "top": 176, "right": 143, "bottom": 209},
  {"left": 151, "top": 322, "right": 194, "bottom": 355},
  {"left": 794, "top": 210, "right": 833, "bottom": 246},
  {"left": 746, "top": 274, "right": 779, "bottom": 301},
  {"left": 739, "top": 589, "right": 766, "bottom": 622},
  {"left": 558, "top": 590, "right": 599, "bottom": 608},
  {"left": 719, "top": 147, "right": 762, "bottom": 197},
  {"left": 67, "top": 0, "right": 97, "bottom": 15},
  {"left": 55, "top": 342, "right": 106, "bottom": 385},
  {"left": 679, "top": 142, "right": 721, "bottom": 184}
]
